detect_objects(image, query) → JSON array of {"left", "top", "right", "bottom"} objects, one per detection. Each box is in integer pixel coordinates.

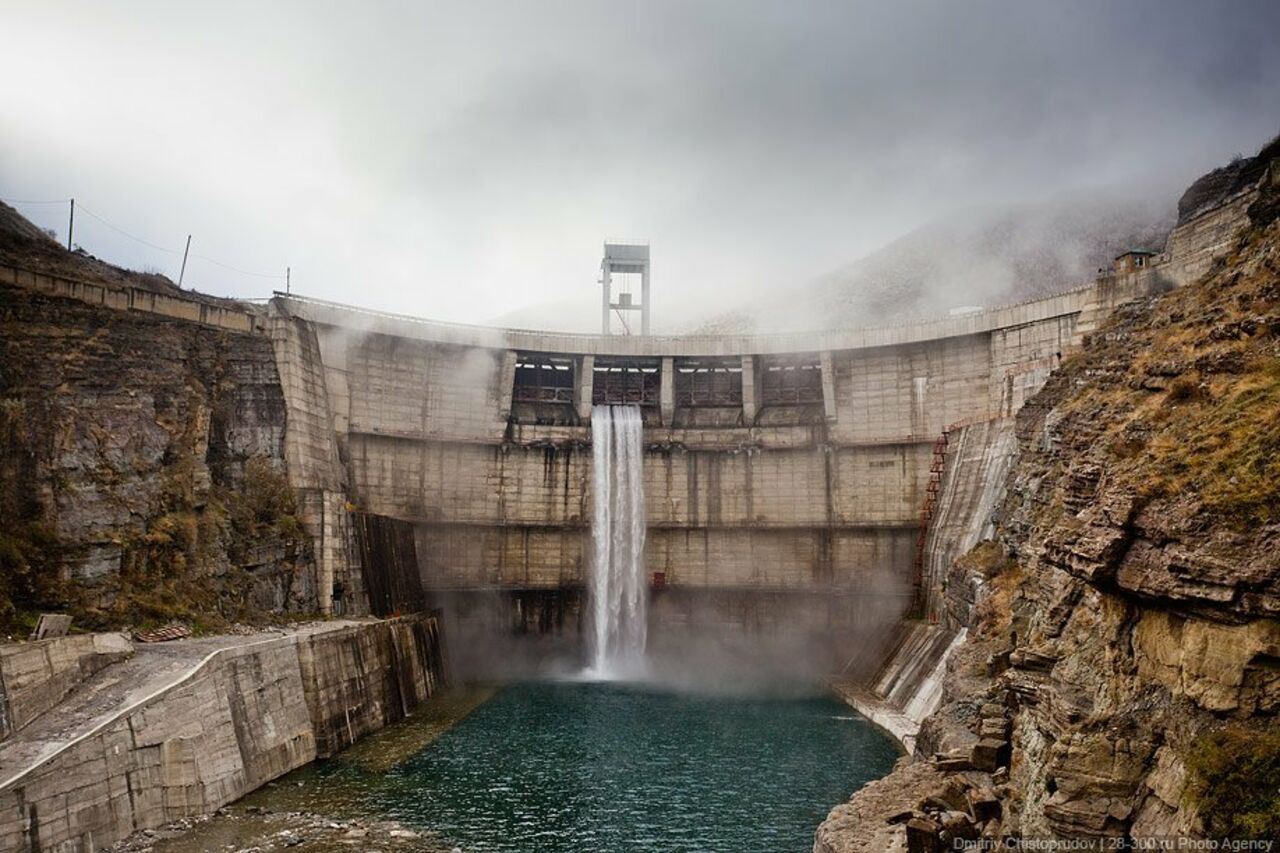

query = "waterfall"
[{"left": 588, "top": 405, "right": 648, "bottom": 678}]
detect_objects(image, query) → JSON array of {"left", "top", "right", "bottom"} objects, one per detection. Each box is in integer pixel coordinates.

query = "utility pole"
[
  {"left": 67, "top": 199, "right": 74, "bottom": 251},
  {"left": 286, "top": 266, "right": 291, "bottom": 294},
  {"left": 178, "top": 235, "right": 191, "bottom": 287}
]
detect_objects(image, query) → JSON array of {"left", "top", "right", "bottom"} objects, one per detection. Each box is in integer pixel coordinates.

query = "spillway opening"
[{"left": 587, "top": 404, "right": 648, "bottom": 679}]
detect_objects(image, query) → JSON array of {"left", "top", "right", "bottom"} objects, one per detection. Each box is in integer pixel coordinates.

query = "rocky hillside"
[
  {"left": 818, "top": 150, "right": 1280, "bottom": 847},
  {"left": 0, "top": 201, "right": 241, "bottom": 305},
  {"left": 0, "top": 199, "right": 325, "bottom": 635},
  {"left": 0, "top": 283, "right": 317, "bottom": 638}
]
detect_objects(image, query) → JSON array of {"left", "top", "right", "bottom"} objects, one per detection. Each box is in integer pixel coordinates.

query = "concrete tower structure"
[{"left": 600, "top": 242, "right": 650, "bottom": 335}]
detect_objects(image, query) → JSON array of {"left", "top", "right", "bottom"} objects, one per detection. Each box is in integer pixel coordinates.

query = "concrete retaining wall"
[
  {"left": 921, "top": 419, "right": 1020, "bottom": 620},
  {"left": 0, "top": 615, "right": 445, "bottom": 853},
  {"left": 0, "top": 264, "right": 262, "bottom": 335},
  {"left": 1165, "top": 185, "right": 1260, "bottom": 286},
  {"left": 269, "top": 315, "right": 363, "bottom": 616},
  {"left": 0, "top": 634, "right": 133, "bottom": 742}
]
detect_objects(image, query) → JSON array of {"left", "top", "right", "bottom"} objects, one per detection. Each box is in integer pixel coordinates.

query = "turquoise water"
[{"left": 358, "top": 680, "right": 897, "bottom": 853}]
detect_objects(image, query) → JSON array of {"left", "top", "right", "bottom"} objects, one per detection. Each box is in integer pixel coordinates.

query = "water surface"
[{"left": 348, "top": 680, "right": 898, "bottom": 852}]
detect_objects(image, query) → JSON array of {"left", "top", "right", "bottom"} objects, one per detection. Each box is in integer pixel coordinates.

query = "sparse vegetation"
[
  {"left": 966, "top": 543, "right": 1022, "bottom": 640},
  {"left": 1164, "top": 372, "right": 1204, "bottom": 403},
  {"left": 0, "top": 398, "right": 73, "bottom": 633},
  {"left": 1143, "top": 359, "right": 1280, "bottom": 525},
  {"left": 79, "top": 455, "right": 311, "bottom": 632},
  {"left": 3, "top": 395, "right": 310, "bottom": 634},
  {"left": 227, "top": 456, "right": 302, "bottom": 540},
  {"left": 0, "top": 523, "right": 72, "bottom": 635},
  {"left": 1187, "top": 721, "right": 1280, "bottom": 840},
  {"left": 955, "top": 540, "right": 1015, "bottom": 579},
  {"left": 1055, "top": 216, "right": 1280, "bottom": 529}
]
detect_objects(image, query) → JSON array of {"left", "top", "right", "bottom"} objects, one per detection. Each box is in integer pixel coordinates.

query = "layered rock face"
[
  {"left": 818, "top": 150, "right": 1280, "bottom": 848},
  {"left": 993, "top": 185, "right": 1280, "bottom": 840},
  {"left": 0, "top": 282, "right": 318, "bottom": 630}
]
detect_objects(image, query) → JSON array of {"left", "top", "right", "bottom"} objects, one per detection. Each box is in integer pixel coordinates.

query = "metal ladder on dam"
[{"left": 912, "top": 428, "right": 951, "bottom": 620}]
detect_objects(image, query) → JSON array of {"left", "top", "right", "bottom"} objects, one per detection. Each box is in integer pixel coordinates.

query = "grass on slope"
[{"left": 1061, "top": 222, "right": 1280, "bottom": 529}]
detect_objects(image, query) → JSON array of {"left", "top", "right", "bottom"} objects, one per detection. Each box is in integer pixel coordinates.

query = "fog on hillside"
[{"left": 687, "top": 185, "right": 1179, "bottom": 334}]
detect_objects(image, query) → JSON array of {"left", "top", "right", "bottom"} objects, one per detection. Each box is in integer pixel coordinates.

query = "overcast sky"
[{"left": 2, "top": 1, "right": 1278, "bottom": 328}]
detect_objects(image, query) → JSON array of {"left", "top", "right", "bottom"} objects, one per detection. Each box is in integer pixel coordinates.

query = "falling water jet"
[{"left": 586, "top": 405, "right": 648, "bottom": 679}]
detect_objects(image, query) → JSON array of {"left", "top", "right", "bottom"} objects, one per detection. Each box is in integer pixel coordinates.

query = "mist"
[
  {"left": 702, "top": 182, "right": 1183, "bottom": 333},
  {"left": 434, "top": 587, "right": 912, "bottom": 697},
  {"left": 3, "top": 1, "right": 1279, "bottom": 330}
]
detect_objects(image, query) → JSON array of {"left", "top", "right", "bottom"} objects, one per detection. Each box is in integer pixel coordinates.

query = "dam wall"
[
  {"left": 0, "top": 615, "right": 445, "bottom": 853},
  {"left": 284, "top": 313, "right": 1063, "bottom": 633},
  {"left": 272, "top": 285, "right": 1098, "bottom": 674}
]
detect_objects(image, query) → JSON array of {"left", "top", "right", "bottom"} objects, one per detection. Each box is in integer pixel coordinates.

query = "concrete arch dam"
[
  {"left": 245, "top": 173, "right": 1246, "bottom": 681},
  {"left": 268, "top": 278, "right": 1130, "bottom": 679}
]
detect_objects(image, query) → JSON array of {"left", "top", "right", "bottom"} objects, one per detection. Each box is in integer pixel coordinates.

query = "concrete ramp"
[{"left": 0, "top": 616, "right": 446, "bottom": 853}]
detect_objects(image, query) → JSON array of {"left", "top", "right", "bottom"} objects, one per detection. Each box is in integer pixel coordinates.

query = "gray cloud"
[{"left": 1, "top": 1, "right": 1277, "bottom": 328}]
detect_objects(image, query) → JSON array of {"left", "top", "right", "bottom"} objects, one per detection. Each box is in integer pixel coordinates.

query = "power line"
[
  {"left": 74, "top": 204, "right": 182, "bottom": 254},
  {"left": 2, "top": 194, "right": 290, "bottom": 284},
  {"left": 189, "top": 253, "right": 286, "bottom": 279}
]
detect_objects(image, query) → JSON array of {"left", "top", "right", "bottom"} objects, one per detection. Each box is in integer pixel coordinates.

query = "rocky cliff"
[
  {"left": 817, "top": 143, "right": 1280, "bottom": 848},
  {"left": 0, "top": 280, "right": 319, "bottom": 634}
]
